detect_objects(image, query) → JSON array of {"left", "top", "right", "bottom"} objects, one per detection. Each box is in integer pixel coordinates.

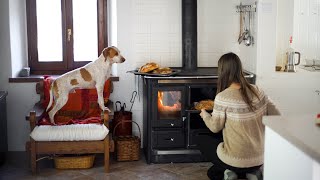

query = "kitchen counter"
[
  {"left": 263, "top": 115, "right": 320, "bottom": 180},
  {"left": 263, "top": 114, "right": 320, "bottom": 163}
]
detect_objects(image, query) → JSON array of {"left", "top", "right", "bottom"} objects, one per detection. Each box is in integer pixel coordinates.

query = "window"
[{"left": 26, "top": 0, "right": 108, "bottom": 74}]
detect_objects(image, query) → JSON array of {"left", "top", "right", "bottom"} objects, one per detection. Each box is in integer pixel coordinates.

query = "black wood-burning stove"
[{"left": 142, "top": 68, "right": 255, "bottom": 163}]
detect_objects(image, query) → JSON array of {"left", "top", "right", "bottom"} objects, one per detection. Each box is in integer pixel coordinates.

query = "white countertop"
[{"left": 263, "top": 114, "right": 320, "bottom": 163}]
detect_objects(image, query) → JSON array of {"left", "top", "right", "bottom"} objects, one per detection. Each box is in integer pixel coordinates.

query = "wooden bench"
[{"left": 25, "top": 80, "right": 114, "bottom": 174}]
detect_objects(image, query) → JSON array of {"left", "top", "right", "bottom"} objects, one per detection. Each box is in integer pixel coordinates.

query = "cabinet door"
[{"left": 152, "top": 86, "right": 185, "bottom": 128}]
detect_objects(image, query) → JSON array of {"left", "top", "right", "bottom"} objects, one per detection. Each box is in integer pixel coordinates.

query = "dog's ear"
[
  {"left": 102, "top": 46, "right": 118, "bottom": 62},
  {"left": 102, "top": 47, "right": 110, "bottom": 62}
]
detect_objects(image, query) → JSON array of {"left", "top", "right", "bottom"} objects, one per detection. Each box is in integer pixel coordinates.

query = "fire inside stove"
[{"left": 157, "top": 91, "right": 181, "bottom": 119}]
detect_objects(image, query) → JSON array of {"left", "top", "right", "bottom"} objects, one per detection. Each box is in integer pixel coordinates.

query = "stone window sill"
[{"left": 9, "top": 75, "right": 119, "bottom": 83}]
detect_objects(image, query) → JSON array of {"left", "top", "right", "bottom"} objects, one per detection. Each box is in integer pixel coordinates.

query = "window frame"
[{"left": 26, "top": 0, "right": 108, "bottom": 75}]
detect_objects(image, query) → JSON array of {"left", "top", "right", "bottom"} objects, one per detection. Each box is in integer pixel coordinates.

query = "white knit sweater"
[{"left": 201, "top": 85, "right": 280, "bottom": 168}]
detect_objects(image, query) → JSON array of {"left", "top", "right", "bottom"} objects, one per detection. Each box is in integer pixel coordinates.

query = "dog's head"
[{"left": 102, "top": 46, "right": 125, "bottom": 64}]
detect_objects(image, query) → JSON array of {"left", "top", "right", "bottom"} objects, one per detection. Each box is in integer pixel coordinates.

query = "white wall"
[
  {"left": 198, "top": 0, "right": 242, "bottom": 68},
  {"left": 7, "top": 83, "right": 39, "bottom": 151},
  {"left": 293, "top": 0, "right": 320, "bottom": 63},
  {"left": 255, "top": 0, "right": 280, "bottom": 108},
  {"left": 9, "top": 0, "right": 28, "bottom": 77},
  {"left": 275, "top": 0, "right": 294, "bottom": 68},
  {"left": 256, "top": 0, "right": 278, "bottom": 78},
  {"left": 115, "top": 0, "right": 247, "bottom": 70}
]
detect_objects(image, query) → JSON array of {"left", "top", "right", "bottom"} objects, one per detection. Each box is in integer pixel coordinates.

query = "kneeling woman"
[{"left": 198, "top": 53, "right": 280, "bottom": 180}]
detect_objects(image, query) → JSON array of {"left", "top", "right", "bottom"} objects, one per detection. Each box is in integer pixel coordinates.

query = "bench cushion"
[{"left": 30, "top": 124, "right": 109, "bottom": 141}]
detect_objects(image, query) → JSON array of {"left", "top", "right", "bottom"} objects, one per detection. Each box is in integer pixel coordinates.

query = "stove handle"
[
  {"left": 164, "top": 137, "right": 175, "bottom": 141},
  {"left": 185, "top": 116, "right": 190, "bottom": 147}
]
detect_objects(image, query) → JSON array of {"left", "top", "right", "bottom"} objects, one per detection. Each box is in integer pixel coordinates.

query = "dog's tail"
[{"left": 46, "top": 82, "right": 54, "bottom": 112}]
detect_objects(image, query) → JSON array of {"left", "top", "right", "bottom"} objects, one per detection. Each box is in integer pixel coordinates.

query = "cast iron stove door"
[{"left": 152, "top": 86, "right": 186, "bottom": 128}]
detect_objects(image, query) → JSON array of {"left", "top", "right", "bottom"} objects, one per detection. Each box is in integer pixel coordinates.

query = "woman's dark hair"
[{"left": 217, "top": 52, "right": 259, "bottom": 111}]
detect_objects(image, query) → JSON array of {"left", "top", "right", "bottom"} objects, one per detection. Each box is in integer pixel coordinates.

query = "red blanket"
[{"left": 40, "top": 76, "right": 111, "bottom": 125}]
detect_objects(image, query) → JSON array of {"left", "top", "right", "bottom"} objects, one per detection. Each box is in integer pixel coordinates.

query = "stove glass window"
[{"left": 157, "top": 91, "right": 181, "bottom": 119}]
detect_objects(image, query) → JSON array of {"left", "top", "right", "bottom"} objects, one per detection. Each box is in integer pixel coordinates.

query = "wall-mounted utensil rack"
[
  {"left": 236, "top": 2, "right": 257, "bottom": 13},
  {"left": 237, "top": 2, "right": 257, "bottom": 46}
]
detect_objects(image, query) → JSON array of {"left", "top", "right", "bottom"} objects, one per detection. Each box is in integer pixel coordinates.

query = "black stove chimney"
[{"left": 182, "top": 0, "right": 197, "bottom": 71}]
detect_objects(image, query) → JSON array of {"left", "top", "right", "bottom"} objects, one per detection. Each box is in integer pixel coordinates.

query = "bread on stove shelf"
[
  {"left": 138, "top": 62, "right": 172, "bottom": 74},
  {"left": 151, "top": 67, "right": 172, "bottom": 74}
]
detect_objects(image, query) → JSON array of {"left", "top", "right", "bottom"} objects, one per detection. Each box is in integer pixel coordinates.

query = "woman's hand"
[{"left": 199, "top": 109, "right": 207, "bottom": 119}]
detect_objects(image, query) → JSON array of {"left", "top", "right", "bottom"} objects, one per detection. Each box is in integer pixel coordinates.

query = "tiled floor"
[{"left": 0, "top": 152, "right": 211, "bottom": 180}]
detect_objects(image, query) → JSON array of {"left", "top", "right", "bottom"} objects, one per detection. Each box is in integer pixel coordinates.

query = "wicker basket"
[
  {"left": 113, "top": 120, "right": 141, "bottom": 161},
  {"left": 54, "top": 154, "right": 95, "bottom": 169}
]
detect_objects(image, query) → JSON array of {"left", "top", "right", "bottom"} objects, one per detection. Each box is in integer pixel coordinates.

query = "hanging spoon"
[{"left": 244, "top": 11, "right": 252, "bottom": 46}]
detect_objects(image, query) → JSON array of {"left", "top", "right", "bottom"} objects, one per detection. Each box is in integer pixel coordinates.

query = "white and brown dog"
[{"left": 46, "top": 46, "right": 125, "bottom": 124}]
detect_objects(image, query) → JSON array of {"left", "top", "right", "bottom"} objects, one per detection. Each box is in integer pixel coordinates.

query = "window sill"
[{"left": 9, "top": 75, "right": 120, "bottom": 83}]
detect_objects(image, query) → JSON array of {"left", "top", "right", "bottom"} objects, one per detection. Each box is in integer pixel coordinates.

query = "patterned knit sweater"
[{"left": 201, "top": 85, "right": 280, "bottom": 168}]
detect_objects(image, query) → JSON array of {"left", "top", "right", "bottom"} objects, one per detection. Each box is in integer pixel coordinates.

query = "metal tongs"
[{"left": 115, "top": 101, "right": 126, "bottom": 111}]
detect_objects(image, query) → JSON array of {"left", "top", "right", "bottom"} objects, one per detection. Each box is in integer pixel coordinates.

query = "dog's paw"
[{"left": 50, "top": 120, "right": 56, "bottom": 125}]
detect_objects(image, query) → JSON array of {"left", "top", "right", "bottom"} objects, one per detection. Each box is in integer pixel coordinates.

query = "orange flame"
[{"left": 158, "top": 91, "right": 180, "bottom": 112}]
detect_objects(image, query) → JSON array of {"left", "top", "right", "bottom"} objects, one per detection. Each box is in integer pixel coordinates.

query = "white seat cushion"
[{"left": 30, "top": 124, "right": 109, "bottom": 141}]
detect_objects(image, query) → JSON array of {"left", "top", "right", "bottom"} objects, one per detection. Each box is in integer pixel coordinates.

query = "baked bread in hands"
[{"left": 195, "top": 100, "right": 214, "bottom": 111}]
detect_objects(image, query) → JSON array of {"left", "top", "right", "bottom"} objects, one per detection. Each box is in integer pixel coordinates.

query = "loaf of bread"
[
  {"left": 194, "top": 100, "right": 214, "bottom": 110},
  {"left": 152, "top": 67, "right": 172, "bottom": 74},
  {"left": 139, "top": 62, "right": 160, "bottom": 73}
]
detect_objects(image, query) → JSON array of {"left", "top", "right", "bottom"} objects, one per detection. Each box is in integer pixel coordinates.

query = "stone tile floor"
[{"left": 0, "top": 152, "right": 212, "bottom": 180}]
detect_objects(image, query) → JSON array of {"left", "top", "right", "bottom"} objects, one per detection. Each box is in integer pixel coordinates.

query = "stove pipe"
[{"left": 182, "top": 0, "right": 197, "bottom": 71}]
